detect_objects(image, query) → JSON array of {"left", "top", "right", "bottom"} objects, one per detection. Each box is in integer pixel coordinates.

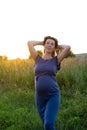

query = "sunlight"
[
  {"left": 0, "top": 0, "right": 87, "bottom": 59},
  {"left": 0, "top": 45, "right": 44, "bottom": 60}
]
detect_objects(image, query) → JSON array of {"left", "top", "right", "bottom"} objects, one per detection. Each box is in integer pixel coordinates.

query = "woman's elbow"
[
  {"left": 27, "top": 41, "right": 30, "bottom": 45},
  {"left": 27, "top": 41, "right": 32, "bottom": 47}
]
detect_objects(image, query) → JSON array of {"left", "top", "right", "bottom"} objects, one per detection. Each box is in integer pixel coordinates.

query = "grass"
[{"left": 0, "top": 57, "right": 87, "bottom": 130}]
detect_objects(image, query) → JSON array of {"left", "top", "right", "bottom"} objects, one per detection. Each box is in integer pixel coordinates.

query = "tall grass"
[
  {"left": 0, "top": 57, "right": 87, "bottom": 130},
  {"left": 56, "top": 57, "right": 87, "bottom": 97},
  {"left": 0, "top": 59, "right": 34, "bottom": 90}
]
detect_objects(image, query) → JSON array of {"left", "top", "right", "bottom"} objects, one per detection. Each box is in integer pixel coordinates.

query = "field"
[{"left": 0, "top": 56, "right": 87, "bottom": 130}]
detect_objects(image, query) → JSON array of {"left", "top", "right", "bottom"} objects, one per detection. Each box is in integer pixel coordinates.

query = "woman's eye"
[
  {"left": 51, "top": 42, "right": 54, "bottom": 45},
  {"left": 46, "top": 42, "right": 54, "bottom": 46},
  {"left": 50, "top": 42, "right": 54, "bottom": 46}
]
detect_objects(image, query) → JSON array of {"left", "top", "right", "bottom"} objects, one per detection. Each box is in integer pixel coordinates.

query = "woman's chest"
[{"left": 34, "top": 60, "right": 57, "bottom": 75}]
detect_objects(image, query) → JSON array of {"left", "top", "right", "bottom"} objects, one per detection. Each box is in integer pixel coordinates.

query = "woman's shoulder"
[{"left": 35, "top": 54, "right": 42, "bottom": 63}]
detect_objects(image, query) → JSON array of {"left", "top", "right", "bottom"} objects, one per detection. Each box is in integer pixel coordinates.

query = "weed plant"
[{"left": 0, "top": 57, "right": 87, "bottom": 130}]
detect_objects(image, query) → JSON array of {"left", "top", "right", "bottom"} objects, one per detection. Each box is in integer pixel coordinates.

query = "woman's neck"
[{"left": 42, "top": 53, "right": 52, "bottom": 60}]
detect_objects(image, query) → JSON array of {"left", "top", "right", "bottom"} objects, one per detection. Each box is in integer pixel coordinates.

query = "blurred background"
[{"left": 0, "top": 0, "right": 87, "bottom": 59}]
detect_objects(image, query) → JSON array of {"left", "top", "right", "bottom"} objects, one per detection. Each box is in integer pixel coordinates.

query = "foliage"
[
  {"left": 56, "top": 49, "right": 75, "bottom": 58},
  {"left": 65, "top": 50, "right": 76, "bottom": 58},
  {"left": 0, "top": 55, "right": 8, "bottom": 60},
  {"left": 0, "top": 57, "right": 87, "bottom": 130}
]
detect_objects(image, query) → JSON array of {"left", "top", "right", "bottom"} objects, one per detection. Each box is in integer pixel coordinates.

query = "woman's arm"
[
  {"left": 27, "top": 41, "right": 43, "bottom": 60},
  {"left": 57, "top": 45, "right": 71, "bottom": 63}
]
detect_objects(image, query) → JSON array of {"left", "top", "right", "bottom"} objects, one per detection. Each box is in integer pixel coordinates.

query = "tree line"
[
  {"left": 0, "top": 55, "right": 8, "bottom": 60},
  {"left": 0, "top": 50, "right": 75, "bottom": 60},
  {"left": 29, "top": 50, "right": 75, "bottom": 59}
]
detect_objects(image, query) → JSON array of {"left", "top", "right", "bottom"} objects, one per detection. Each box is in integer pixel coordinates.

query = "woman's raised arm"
[
  {"left": 57, "top": 45, "right": 71, "bottom": 63},
  {"left": 27, "top": 41, "right": 43, "bottom": 60}
]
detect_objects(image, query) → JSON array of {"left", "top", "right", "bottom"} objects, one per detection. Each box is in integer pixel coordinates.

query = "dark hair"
[
  {"left": 43, "top": 36, "right": 58, "bottom": 57},
  {"left": 43, "top": 36, "right": 58, "bottom": 48}
]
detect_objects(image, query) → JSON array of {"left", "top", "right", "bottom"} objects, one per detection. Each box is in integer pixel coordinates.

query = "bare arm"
[
  {"left": 27, "top": 41, "right": 43, "bottom": 60},
  {"left": 57, "top": 45, "right": 71, "bottom": 63}
]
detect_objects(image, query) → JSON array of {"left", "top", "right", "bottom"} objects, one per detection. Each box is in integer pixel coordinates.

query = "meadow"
[{"left": 0, "top": 56, "right": 87, "bottom": 130}]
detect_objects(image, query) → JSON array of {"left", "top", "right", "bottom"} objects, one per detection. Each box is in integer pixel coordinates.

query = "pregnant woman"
[{"left": 27, "top": 36, "right": 70, "bottom": 130}]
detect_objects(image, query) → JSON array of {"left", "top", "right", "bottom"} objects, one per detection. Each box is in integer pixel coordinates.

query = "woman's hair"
[{"left": 43, "top": 36, "right": 58, "bottom": 57}]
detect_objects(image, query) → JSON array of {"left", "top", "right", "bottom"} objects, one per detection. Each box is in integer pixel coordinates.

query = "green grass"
[
  {"left": 0, "top": 57, "right": 87, "bottom": 130},
  {"left": 0, "top": 89, "right": 42, "bottom": 130}
]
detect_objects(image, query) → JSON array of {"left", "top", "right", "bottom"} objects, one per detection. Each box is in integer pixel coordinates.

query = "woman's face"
[{"left": 44, "top": 39, "right": 55, "bottom": 54}]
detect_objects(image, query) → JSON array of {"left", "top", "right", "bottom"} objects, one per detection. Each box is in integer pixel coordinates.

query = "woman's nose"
[{"left": 48, "top": 42, "right": 52, "bottom": 46}]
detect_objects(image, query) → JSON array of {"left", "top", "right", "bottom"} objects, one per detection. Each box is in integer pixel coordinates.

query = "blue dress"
[{"left": 34, "top": 55, "right": 60, "bottom": 130}]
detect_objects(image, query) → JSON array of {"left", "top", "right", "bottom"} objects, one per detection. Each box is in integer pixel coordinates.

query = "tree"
[
  {"left": 3, "top": 56, "right": 8, "bottom": 60},
  {"left": 0, "top": 55, "right": 8, "bottom": 60},
  {"left": 56, "top": 50, "right": 75, "bottom": 58},
  {"left": 65, "top": 50, "right": 76, "bottom": 58}
]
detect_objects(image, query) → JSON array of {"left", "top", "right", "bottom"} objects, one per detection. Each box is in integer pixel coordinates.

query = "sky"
[{"left": 0, "top": 0, "right": 87, "bottom": 59}]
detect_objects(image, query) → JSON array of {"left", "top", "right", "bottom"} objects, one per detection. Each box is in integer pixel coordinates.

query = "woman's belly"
[{"left": 35, "top": 75, "right": 59, "bottom": 96}]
